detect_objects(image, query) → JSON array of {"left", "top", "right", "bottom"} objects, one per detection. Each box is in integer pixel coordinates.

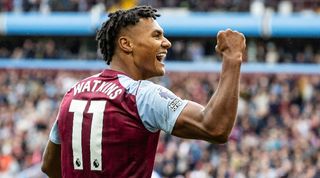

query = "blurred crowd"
[
  {"left": 0, "top": 69, "right": 319, "bottom": 178},
  {"left": 1, "top": 37, "right": 320, "bottom": 64},
  {"left": 0, "top": 1, "right": 320, "bottom": 178},
  {"left": 156, "top": 72, "right": 320, "bottom": 178},
  {"left": 1, "top": 0, "right": 320, "bottom": 13},
  {"left": 1, "top": 1, "right": 320, "bottom": 64},
  {"left": 0, "top": 69, "right": 90, "bottom": 177}
]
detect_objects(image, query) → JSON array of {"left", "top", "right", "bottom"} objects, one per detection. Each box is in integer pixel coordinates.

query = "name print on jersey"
[{"left": 73, "top": 80, "right": 122, "bottom": 99}]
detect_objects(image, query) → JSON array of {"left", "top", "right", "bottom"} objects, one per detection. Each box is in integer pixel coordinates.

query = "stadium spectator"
[
  {"left": 0, "top": 70, "right": 319, "bottom": 177},
  {"left": 1, "top": 37, "right": 320, "bottom": 64},
  {"left": 1, "top": 0, "right": 320, "bottom": 13},
  {"left": 0, "top": 1, "right": 320, "bottom": 178},
  {"left": 41, "top": 5, "right": 244, "bottom": 178}
]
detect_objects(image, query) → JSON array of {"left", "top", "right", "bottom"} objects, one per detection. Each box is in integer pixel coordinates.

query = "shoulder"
[
  {"left": 117, "top": 74, "right": 159, "bottom": 95},
  {"left": 67, "top": 72, "right": 101, "bottom": 92}
]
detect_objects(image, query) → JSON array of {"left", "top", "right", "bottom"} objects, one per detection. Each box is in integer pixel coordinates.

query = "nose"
[{"left": 162, "top": 37, "right": 172, "bottom": 49}]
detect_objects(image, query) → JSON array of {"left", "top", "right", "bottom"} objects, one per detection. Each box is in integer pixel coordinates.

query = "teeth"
[
  {"left": 156, "top": 53, "right": 167, "bottom": 62},
  {"left": 157, "top": 54, "right": 166, "bottom": 57}
]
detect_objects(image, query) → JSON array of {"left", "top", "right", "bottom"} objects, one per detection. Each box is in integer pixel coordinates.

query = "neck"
[{"left": 109, "top": 55, "right": 142, "bottom": 80}]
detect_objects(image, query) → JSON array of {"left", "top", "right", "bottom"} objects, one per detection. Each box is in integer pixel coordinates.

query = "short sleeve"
[
  {"left": 136, "top": 81, "right": 188, "bottom": 134},
  {"left": 48, "top": 92, "right": 70, "bottom": 144},
  {"left": 49, "top": 119, "right": 61, "bottom": 144}
]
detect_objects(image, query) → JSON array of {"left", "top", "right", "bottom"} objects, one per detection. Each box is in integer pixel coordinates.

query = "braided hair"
[{"left": 96, "top": 6, "right": 160, "bottom": 65}]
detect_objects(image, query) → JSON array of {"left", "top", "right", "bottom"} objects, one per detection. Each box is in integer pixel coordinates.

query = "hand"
[{"left": 215, "top": 29, "right": 246, "bottom": 61}]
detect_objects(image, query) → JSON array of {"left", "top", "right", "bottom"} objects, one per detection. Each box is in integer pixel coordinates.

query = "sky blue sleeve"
[
  {"left": 49, "top": 119, "right": 61, "bottom": 144},
  {"left": 136, "top": 80, "right": 188, "bottom": 134}
]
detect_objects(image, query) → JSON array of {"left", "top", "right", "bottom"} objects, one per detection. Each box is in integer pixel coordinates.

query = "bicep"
[
  {"left": 41, "top": 140, "right": 61, "bottom": 177},
  {"left": 171, "top": 101, "right": 214, "bottom": 142}
]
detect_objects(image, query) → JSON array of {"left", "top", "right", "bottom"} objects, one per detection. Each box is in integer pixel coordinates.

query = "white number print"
[{"left": 69, "top": 99, "right": 106, "bottom": 171}]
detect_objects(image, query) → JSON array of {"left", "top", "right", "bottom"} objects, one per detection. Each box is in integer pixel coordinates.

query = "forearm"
[
  {"left": 203, "top": 52, "right": 242, "bottom": 142},
  {"left": 171, "top": 29, "right": 244, "bottom": 143}
]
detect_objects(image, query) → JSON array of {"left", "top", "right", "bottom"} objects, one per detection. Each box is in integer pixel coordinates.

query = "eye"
[
  {"left": 153, "top": 34, "right": 161, "bottom": 40},
  {"left": 152, "top": 31, "right": 163, "bottom": 40}
]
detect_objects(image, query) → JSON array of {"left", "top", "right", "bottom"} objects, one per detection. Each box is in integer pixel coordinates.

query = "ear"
[{"left": 118, "top": 36, "right": 133, "bottom": 53}]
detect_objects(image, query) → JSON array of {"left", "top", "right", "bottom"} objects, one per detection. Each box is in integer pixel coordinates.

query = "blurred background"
[{"left": 0, "top": 0, "right": 320, "bottom": 178}]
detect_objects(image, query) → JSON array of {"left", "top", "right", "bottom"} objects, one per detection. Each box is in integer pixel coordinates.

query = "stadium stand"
[
  {"left": 0, "top": 69, "right": 319, "bottom": 178},
  {"left": 0, "top": 0, "right": 320, "bottom": 178}
]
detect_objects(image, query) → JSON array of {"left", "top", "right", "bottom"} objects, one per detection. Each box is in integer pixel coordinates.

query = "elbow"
[
  {"left": 208, "top": 132, "right": 229, "bottom": 144},
  {"left": 206, "top": 123, "right": 233, "bottom": 144},
  {"left": 41, "top": 162, "right": 49, "bottom": 175},
  {"left": 41, "top": 161, "right": 61, "bottom": 178},
  {"left": 207, "top": 114, "right": 237, "bottom": 144},
  {"left": 41, "top": 161, "right": 54, "bottom": 177}
]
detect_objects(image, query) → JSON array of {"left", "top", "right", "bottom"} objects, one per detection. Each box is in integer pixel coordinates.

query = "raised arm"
[{"left": 172, "top": 29, "right": 246, "bottom": 143}]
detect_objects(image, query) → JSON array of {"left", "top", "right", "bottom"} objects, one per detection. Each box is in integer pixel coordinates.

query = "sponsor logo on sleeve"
[
  {"left": 168, "top": 98, "right": 183, "bottom": 112},
  {"left": 157, "top": 88, "right": 183, "bottom": 112},
  {"left": 158, "top": 88, "right": 175, "bottom": 100}
]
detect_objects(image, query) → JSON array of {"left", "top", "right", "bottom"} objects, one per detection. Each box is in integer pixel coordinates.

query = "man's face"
[{"left": 126, "top": 18, "right": 171, "bottom": 79}]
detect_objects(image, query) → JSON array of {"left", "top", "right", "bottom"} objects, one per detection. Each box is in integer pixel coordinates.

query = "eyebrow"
[{"left": 153, "top": 29, "right": 163, "bottom": 35}]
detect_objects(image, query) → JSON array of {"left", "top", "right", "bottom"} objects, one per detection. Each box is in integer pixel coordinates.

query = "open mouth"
[{"left": 156, "top": 53, "right": 166, "bottom": 62}]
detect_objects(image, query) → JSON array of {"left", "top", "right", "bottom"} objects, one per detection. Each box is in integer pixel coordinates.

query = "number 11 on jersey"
[{"left": 69, "top": 99, "right": 107, "bottom": 171}]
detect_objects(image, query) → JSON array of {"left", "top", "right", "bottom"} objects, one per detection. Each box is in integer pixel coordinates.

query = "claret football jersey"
[{"left": 49, "top": 69, "right": 188, "bottom": 178}]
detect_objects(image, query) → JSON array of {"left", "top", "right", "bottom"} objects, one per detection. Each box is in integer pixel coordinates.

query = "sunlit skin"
[{"left": 110, "top": 18, "right": 171, "bottom": 80}]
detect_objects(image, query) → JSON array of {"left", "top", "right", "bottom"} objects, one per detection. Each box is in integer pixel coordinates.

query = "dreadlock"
[{"left": 96, "top": 6, "right": 160, "bottom": 65}]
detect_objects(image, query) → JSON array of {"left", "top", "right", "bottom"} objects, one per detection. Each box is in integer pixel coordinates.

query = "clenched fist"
[{"left": 215, "top": 29, "right": 246, "bottom": 62}]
